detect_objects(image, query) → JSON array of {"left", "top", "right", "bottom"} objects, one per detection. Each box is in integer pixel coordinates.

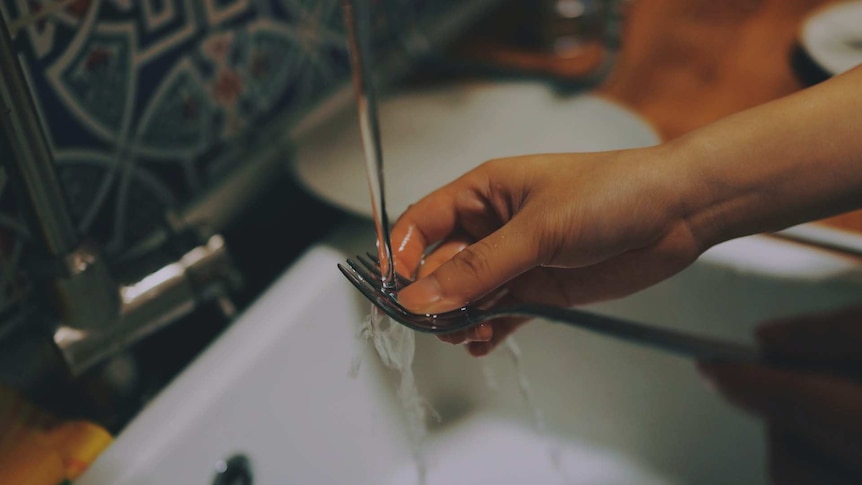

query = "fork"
[{"left": 338, "top": 254, "right": 762, "bottom": 363}]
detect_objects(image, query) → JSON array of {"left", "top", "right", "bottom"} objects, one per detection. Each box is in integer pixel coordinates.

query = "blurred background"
[{"left": 0, "top": 1, "right": 860, "bottom": 481}]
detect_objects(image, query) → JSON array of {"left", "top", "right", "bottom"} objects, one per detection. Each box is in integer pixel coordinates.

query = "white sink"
[
  {"left": 292, "top": 81, "right": 660, "bottom": 219},
  {"left": 79, "top": 221, "right": 862, "bottom": 485}
]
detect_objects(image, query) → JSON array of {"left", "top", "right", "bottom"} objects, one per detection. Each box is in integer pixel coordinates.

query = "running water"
[
  {"left": 502, "top": 338, "right": 546, "bottom": 435},
  {"left": 342, "top": 4, "right": 427, "bottom": 481},
  {"left": 503, "top": 338, "right": 565, "bottom": 474},
  {"left": 341, "top": 0, "right": 397, "bottom": 290},
  {"left": 342, "top": 3, "right": 557, "bottom": 482},
  {"left": 359, "top": 306, "right": 428, "bottom": 483}
]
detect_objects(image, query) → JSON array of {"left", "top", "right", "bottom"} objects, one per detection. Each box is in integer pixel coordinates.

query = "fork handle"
[{"left": 493, "top": 304, "right": 761, "bottom": 363}]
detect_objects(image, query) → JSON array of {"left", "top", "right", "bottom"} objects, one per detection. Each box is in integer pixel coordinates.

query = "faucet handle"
[
  {"left": 183, "top": 234, "right": 243, "bottom": 302},
  {"left": 54, "top": 234, "right": 242, "bottom": 377}
]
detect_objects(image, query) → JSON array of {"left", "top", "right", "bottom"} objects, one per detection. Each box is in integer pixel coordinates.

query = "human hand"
[
  {"left": 390, "top": 147, "right": 705, "bottom": 355},
  {"left": 698, "top": 306, "right": 862, "bottom": 484}
]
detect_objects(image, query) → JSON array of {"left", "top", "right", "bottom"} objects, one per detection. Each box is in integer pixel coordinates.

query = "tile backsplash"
[{"left": 0, "top": 0, "right": 453, "bottom": 320}]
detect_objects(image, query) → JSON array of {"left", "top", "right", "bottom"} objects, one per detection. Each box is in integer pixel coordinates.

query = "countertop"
[{"left": 457, "top": 0, "right": 861, "bottom": 232}]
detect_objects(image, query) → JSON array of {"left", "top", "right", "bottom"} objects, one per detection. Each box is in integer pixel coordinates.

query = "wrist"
[
  {"left": 600, "top": 144, "right": 716, "bottom": 258},
  {"left": 659, "top": 68, "right": 862, "bottom": 251},
  {"left": 656, "top": 135, "right": 734, "bottom": 254}
]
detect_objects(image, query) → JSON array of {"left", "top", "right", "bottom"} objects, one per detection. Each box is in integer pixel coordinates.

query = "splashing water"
[
  {"left": 503, "top": 337, "right": 570, "bottom": 476},
  {"left": 503, "top": 338, "right": 546, "bottom": 435},
  {"left": 342, "top": 3, "right": 427, "bottom": 482},
  {"left": 360, "top": 305, "right": 428, "bottom": 484}
]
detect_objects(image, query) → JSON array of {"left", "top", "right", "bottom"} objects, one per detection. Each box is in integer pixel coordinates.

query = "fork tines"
[
  {"left": 338, "top": 258, "right": 418, "bottom": 323},
  {"left": 362, "top": 252, "right": 412, "bottom": 288}
]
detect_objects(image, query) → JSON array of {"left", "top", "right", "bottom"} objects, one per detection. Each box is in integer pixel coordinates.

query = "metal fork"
[{"left": 338, "top": 254, "right": 762, "bottom": 363}]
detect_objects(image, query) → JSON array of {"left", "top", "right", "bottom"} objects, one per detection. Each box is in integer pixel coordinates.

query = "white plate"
[
  {"left": 801, "top": 0, "right": 862, "bottom": 76},
  {"left": 292, "top": 81, "right": 660, "bottom": 219}
]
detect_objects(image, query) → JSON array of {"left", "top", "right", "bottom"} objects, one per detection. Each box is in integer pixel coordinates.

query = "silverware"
[{"left": 338, "top": 253, "right": 761, "bottom": 362}]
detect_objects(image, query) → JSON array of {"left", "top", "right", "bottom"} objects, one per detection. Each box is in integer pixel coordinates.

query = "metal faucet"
[
  {"left": 0, "top": 14, "right": 241, "bottom": 380},
  {"left": 0, "top": 0, "right": 505, "bottom": 389}
]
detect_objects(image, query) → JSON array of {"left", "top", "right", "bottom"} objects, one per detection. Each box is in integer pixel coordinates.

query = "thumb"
[{"left": 398, "top": 217, "right": 539, "bottom": 314}]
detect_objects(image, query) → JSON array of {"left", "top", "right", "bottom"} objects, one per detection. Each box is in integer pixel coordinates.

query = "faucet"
[
  {"left": 0, "top": 0, "right": 508, "bottom": 401},
  {"left": 0, "top": 14, "right": 241, "bottom": 383}
]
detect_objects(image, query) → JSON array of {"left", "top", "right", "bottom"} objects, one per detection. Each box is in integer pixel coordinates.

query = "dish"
[
  {"left": 800, "top": 1, "right": 862, "bottom": 76},
  {"left": 292, "top": 81, "right": 660, "bottom": 219}
]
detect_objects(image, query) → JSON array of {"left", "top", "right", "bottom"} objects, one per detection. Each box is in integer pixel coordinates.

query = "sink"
[
  {"left": 291, "top": 81, "right": 660, "bottom": 219},
  {"left": 79, "top": 77, "right": 862, "bottom": 484},
  {"left": 79, "top": 220, "right": 862, "bottom": 484}
]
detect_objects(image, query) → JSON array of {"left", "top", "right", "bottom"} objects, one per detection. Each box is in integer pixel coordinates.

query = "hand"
[
  {"left": 390, "top": 147, "right": 704, "bottom": 355},
  {"left": 698, "top": 306, "right": 862, "bottom": 484},
  {"left": 391, "top": 66, "right": 862, "bottom": 357}
]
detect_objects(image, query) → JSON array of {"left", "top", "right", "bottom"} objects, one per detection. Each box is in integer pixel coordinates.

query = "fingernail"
[
  {"left": 438, "top": 331, "right": 467, "bottom": 345},
  {"left": 398, "top": 276, "right": 443, "bottom": 313},
  {"left": 467, "top": 323, "right": 493, "bottom": 342},
  {"left": 392, "top": 255, "right": 411, "bottom": 278}
]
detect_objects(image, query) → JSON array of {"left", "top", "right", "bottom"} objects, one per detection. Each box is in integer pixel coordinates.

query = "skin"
[{"left": 389, "top": 65, "right": 862, "bottom": 482}]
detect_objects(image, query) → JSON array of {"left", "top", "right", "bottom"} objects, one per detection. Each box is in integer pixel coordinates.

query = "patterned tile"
[{"left": 0, "top": 0, "right": 451, "bottom": 318}]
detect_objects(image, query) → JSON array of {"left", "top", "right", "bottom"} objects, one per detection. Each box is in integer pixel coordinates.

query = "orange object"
[
  {"left": 0, "top": 386, "right": 112, "bottom": 484},
  {"left": 456, "top": 0, "right": 862, "bottom": 230},
  {"left": 599, "top": 0, "right": 838, "bottom": 139},
  {"left": 597, "top": 0, "right": 862, "bottom": 232}
]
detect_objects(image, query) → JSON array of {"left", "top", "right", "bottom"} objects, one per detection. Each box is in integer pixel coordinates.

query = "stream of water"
[
  {"left": 341, "top": 2, "right": 557, "bottom": 483},
  {"left": 341, "top": 0, "right": 397, "bottom": 290}
]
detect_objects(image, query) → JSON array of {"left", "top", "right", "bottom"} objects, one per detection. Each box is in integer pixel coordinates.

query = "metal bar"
[{"left": 0, "top": 13, "right": 79, "bottom": 256}]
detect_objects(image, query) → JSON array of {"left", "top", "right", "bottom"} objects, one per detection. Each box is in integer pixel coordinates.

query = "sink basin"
[
  {"left": 292, "top": 81, "right": 660, "bottom": 219},
  {"left": 79, "top": 221, "right": 862, "bottom": 485}
]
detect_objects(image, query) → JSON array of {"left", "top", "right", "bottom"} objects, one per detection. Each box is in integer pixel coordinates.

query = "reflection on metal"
[
  {"left": 120, "top": 264, "right": 188, "bottom": 305},
  {"left": 54, "top": 235, "right": 241, "bottom": 376},
  {"left": 0, "top": 7, "right": 243, "bottom": 382},
  {"left": 0, "top": 11, "right": 79, "bottom": 257},
  {"left": 52, "top": 326, "right": 87, "bottom": 348},
  {"left": 0, "top": 0, "right": 505, "bottom": 389}
]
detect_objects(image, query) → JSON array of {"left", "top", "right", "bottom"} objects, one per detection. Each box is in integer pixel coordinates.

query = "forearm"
[{"left": 669, "top": 65, "right": 862, "bottom": 249}]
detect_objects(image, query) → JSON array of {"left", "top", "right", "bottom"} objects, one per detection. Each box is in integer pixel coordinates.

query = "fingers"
[
  {"left": 390, "top": 185, "right": 461, "bottom": 278},
  {"left": 390, "top": 167, "right": 500, "bottom": 279},
  {"left": 437, "top": 291, "right": 527, "bottom": 355},
  {"left": 467, "top": 318, "right": 526, "bottom": 357},
  {"left": 437, "top": 322, "right": 494, "bottom": 345},
  {"left": 436, "top": 318, "right": 527, "bottom": 357},
  {"left": 699, "top": 362, "right": 862, "bottom": 475},
  {"left": 414, "top": 235, "right": 503, "bottom": 347},
  {"left": 757, "top": 306, "right": 862, "bottom": 364},
  {"left": 416, "top": 236, "right": 471, "bottom": 280},
  {"left": 412, "top": 234, "right": 516, "bottom": 352},
  {"left": 507, "top": 224, "right": 699, "bottom": 307},
  {"left": 398, "top": 215, "right": 539, "bottom": 314},
  {"left": 453, "top": 189, "right": 505, "bottom": 243}
]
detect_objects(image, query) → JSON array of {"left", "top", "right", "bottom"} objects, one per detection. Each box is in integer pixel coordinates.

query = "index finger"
[
  {"left": 391, "top": 169, "right": 491, "bottom": 277},
  {"left": 390, "top": 187, "right": 457, "bottom": 276}
]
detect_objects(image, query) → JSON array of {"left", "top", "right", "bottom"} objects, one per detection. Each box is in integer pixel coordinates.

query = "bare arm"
[
  {"left": 675, "top": 65, "right": 862, "bottom": 248},
  {"left": 391, "top": 66, "right": 862, "bottom": 353}
]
